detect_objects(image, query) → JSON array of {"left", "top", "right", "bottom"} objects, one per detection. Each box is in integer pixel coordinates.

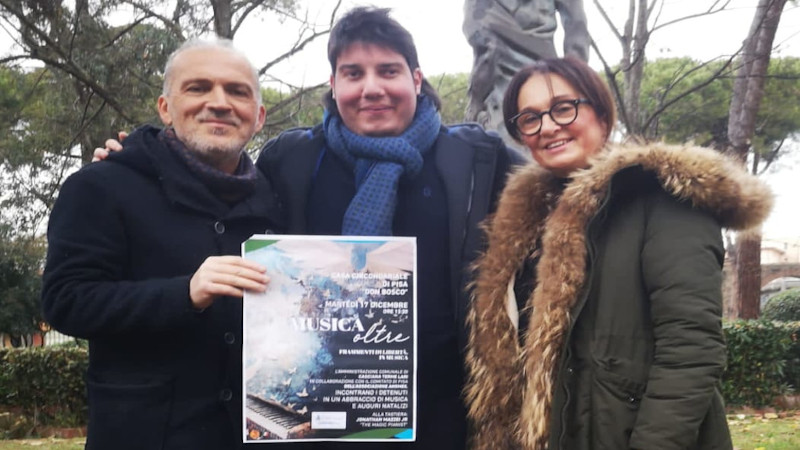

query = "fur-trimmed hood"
[{"left": 464, "top": 142, "right": 773, "bottom": 450}]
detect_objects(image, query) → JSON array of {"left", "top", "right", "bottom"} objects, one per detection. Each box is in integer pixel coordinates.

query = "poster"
[{"left": 242, "top": 235, "right": 417, "bottom": 443}]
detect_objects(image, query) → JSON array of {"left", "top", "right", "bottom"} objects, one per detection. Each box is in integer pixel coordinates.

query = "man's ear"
[{"left": 157, "top": 96, "right": 172, "bottom": 126}]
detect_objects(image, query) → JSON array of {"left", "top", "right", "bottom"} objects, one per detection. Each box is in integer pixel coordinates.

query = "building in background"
[{"left": 762, "top": 236, "right": 800, "bottom": 264}]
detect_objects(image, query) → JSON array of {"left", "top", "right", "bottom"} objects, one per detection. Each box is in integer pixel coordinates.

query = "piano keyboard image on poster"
[{"left": 245, "top": 395, "right": 311, "bottom": 440}]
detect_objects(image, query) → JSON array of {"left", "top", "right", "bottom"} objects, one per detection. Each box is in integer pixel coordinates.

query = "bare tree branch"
[
  {"left": 757, "top": 137, "right": 785, "bottom": 174},
  {"left": 592, "top": 0, "right": 624, "bottom": 42},
  {"left": 590, "top": 38, "right": 631, "bottom": 134},
  {"left": 257, "top": 0, "right": 342, "bottom": 75},
  {"left": 264, "top": 81, "right": 327, "bottom": 117},
  {"left": 104, "top": 16, "right": 152, "bottom": 48},
  {"left": 641, "top": 54, "right": 737, "bottom": 132},
  {"left": 651, "top": 0, "right": 731, "bottom": 33},
  {"left": 0, "top": 54, "right": 29, "bottom": 64},
  {"left": 123, "top": 0, "right": 185, "bottom": 39},
  {"left": 232, "top": 0, "right": 270, "bottom": 35}
]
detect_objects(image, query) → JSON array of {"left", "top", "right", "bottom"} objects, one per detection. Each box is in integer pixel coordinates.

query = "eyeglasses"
[{"left": 509, "top": 98, "right": 591, "bottom": 136}]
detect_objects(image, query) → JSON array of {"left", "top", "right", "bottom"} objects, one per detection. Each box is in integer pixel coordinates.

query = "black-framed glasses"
[{"left": 509, "top": 98, "right": 591, "bottom": 136}]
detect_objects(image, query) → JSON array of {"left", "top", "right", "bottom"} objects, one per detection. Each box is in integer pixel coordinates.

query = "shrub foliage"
[
  {"left": 762, "top": 288, "right": 800, "bottom": 321},
  {"left": 779, "top": 321, "right": 800, "bottom": 392},
  {"left": 722, "top": 320, "right": 794, "bottom": 407},
  {"left": 0, "top": 345, "right": 88, "bottom": 433}
]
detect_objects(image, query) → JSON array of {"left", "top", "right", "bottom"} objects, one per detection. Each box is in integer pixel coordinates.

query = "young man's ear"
[{"left": 254, "top": 105, "right": 267, "bottom": 132}]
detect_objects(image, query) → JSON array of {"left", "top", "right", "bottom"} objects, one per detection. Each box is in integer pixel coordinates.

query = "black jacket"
[
  {"left": 257, "top": 123, "right": 523, "bottom": 350},
  {"left": 42, "top": 125, "right": 282, "bottom": 450}
]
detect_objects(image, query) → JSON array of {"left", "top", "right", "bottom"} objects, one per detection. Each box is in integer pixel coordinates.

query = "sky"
[{"left": 1, "top": 0, "right": 798, "bottom": 237}]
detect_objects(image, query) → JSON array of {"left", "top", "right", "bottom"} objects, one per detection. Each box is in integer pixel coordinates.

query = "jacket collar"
[{"left": 108, "top": 125, "right": 281, "bottom": 224}]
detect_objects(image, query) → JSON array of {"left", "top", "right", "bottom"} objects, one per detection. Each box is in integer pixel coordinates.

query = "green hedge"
[
  {"left": 778, "top": 321, "right": 800, "bottom": 392},
  {"left": 0, "top": 345, "right": 88, "bottom": 433},
  {"left": 0, "top": 321, "right": 798, "bottom": 436},
  {"left": 721, "top": 320, "right": 797, "bottom": 407},
  {"left": 763, "top": 289, "right": 800, "bottom": 321}
]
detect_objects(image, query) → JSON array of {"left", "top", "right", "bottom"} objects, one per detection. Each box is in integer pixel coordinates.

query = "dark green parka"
[{"left": 465, "top": 143, "right": 773, "bottom": 450}]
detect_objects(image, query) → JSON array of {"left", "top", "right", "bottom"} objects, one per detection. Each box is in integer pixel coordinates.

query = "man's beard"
[
  {"left": 181, "top": 130, "right": 248, "bottom": 170},
  {"left": 179, "top": 111, "right": 251, "bottom": 169}
]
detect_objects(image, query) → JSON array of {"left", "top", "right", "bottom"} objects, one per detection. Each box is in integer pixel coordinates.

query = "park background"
[{"left": 1, "top": 0, "right": 800, "bottom": 447}]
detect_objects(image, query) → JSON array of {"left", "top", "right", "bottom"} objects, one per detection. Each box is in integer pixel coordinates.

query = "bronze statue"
[{"left": 463, "top": 0, "right": 590, "bottom": 146}]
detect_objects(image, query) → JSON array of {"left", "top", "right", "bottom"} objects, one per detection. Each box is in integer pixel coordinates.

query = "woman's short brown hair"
[{"left": 502, "top": 56, "right": 616, "bottom": 142}]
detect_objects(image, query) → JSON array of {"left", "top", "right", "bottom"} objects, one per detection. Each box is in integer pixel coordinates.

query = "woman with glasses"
[{"left": 464, "top": 56, "right": 772, "bottom": 450}]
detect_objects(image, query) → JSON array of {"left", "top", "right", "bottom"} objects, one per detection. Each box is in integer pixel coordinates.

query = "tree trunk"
[
  {"left": 735, "top": 231, "right": 763, "bottom": 319},
  {"left": 726, "top": 0, "right": 787, "bottom": 319},
  {"left": 622, "top": 0, "right": 649, "bottom": 137},
  {"left": 620, "top": 0, "right": 635, "bottom": 134},
  {"left": 211, "top": 0, "right": 233, "bottom": 38},
  {"left": 727, "top": 0, "right": 786, "bottom": 161},
  {"left": 722, "top": 232, "right": 739, "bottom": 319}
]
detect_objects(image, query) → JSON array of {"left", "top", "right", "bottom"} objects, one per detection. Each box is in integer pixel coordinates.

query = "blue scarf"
[{"left": 323, "top": 95, "right": 441, "bottom": 236}]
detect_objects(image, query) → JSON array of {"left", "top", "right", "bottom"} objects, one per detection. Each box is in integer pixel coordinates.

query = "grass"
[
  {"left": 0, "top": 438, "right": 83, "bottom": 449},
  {"left": 0, "top": 413, "right": 797, "bottom": 449},
  {"left": 729, "top": 411, "right": 800, "bottom": 450}
]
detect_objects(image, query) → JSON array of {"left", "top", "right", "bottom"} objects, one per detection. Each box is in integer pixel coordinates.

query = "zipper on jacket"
[
  {"left": 556, "top": 183, "right": 611, "bottom": 449},
  {"left": 455, "top": 173, "right": 476, "bottom": 334}
]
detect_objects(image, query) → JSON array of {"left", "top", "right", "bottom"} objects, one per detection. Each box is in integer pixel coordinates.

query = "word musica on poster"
[{"left": 242, "top": 235, "right": 417, "bottom": 443}]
